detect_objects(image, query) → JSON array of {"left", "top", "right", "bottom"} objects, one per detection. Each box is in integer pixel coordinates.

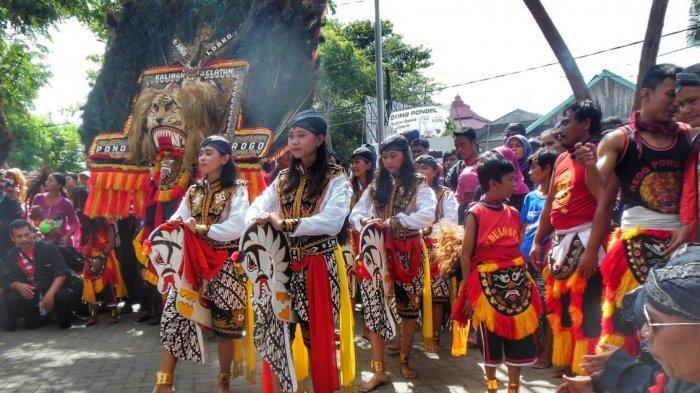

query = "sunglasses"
[{"left": 643, "top": 304, "right": 700, "bottom": 332}]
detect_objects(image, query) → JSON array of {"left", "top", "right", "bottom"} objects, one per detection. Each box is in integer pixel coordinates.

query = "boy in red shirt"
[{"left": 453, "top": 151, "right": 542, "bottom": 393}]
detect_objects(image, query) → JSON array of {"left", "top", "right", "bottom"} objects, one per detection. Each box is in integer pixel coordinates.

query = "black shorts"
[{"left": 477, "top": 324, "right": 537, "bottom": 367}]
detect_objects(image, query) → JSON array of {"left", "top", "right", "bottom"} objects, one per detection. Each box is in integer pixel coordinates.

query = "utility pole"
[
  {"left": 385, "top": 67, "right": 392, "bottom": 124},
  {"left": 323, "top": 96, "right": 333, "bottom": 150},
  {"left": 374, "top": 0, "right": 385, "bottom": 142}
]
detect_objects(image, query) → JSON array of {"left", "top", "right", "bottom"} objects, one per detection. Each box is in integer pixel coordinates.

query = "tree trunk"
[
  {"left": 0, "top": 93, "right": 11, "bottom": 167},
  {"left": 82, "top": 0, "right": 328, "bottom": 154},
  {"left": 633, "top": 0, "right": 670, "bottom": 110},
  {"left": 523, "top": 0, "right": 591, "bottom": 100}
]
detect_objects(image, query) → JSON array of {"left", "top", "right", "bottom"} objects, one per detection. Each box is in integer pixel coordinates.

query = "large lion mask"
[{"left": 128, "top": 79, "right": 225, "bottom": 170}]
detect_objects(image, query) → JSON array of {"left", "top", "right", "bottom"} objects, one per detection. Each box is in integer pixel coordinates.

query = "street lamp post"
[{"left": 374, "top": 0, "right": 385, "bottom": 143}]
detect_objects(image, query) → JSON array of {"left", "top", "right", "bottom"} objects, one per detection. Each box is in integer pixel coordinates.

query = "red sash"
[
  {"left": 385, "top": 230, "right": 422, "bottom": 284},
  {"left": 158, "top": 222, "right": 228, "bottom": 290}
]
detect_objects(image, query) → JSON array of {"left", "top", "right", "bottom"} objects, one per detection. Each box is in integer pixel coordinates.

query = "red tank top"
[
  {"left": 468, "top": 202, "right": 522, "bottom": 265},
  {"left": 550, "top": 152, "right": 597, "bottom": 230}
]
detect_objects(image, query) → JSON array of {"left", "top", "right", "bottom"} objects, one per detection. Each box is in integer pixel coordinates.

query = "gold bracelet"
[
  {"left": 194, "top": 224, "right": 209, "bottom": 237},
  {"left": 281, "top": 219, "right": 292, "bottom": 233}
]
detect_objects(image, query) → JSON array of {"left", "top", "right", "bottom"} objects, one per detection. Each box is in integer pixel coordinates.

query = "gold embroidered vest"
[
  {"left": 369, "top": 174, "right": 425, "bottom": 239},
  {"left": 434, "top": 186, "right": 449, "bottom": 224},
  {"left": 277, "top": 164, "right": 345, "bottom": 252},
  {"left": 350, "top": 182, "right": 366, "bottom": 211},
  {"left": 186, "top": 179, "right": 245, "bottom": 250}
]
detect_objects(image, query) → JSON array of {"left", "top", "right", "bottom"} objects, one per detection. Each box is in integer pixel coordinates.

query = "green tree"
[
  {"left": 5, "top": 112, "right": 86, "bottom": 172},
  {"left": 317, "top": 19, "right": 439, "bottom": 161},
  {"left": 0, "top": 0, "right": 107, "bottom": 166},
  {"left": 0, "top": 36, "right": 51, "bottom": 165},
  {"left": 443, "top": 119, "right": 458, "bottom": 136},
  {"left": 690, "top": 0, "right": 700, "bottom": 44}
]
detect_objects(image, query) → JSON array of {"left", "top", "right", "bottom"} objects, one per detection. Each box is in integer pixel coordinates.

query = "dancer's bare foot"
[
  {"left": 432, "top": 336, "right": 442, "bottom": 350},
  {"left": 85, "top": 315, "right": 98, "bottom": 326},
  {"left": 552, "top": 366, "right": 573, "bottom": 378},
  {"left": 400, "top": 362, "right": 417, "bottom": 379},
  {"left": 152, "top": 385, "right": 174, "bottom": 393},
  {"left": 217, "top": 373, "right": 231, "bottom": 393},
  {"left": 361, "top": 372, "right": 388, "bottom": 392},
  {"left": 135, "top": 310, "right": 151, "bottom": 323},
  {"left": 216, "top": 385, "right": 231, "bottom": 393},
  {"left": 386, "top": 342, "right": 400, "bottom": 355},
  {"left": 532, "top": 355, "right": 551, "bottom": 369}
]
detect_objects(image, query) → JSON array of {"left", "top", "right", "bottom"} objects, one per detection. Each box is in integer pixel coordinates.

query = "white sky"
[{"left": 33, "top": 0, "right": 699, "bottom": 124}]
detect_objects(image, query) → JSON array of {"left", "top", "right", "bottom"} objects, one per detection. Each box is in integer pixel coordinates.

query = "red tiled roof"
[{"left": 449, "top": 95, "right": 490, "bottom": 123}]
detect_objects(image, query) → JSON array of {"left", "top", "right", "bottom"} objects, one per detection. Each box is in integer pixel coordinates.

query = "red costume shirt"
[
  {"left": 468, "top": 202, "right": 523, "bottom": 265},
  {"left": 550, "top": 152, "right": 597, "bottom": 230}
]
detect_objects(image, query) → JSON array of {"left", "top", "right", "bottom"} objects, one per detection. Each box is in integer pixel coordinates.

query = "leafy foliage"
[
  {"left": 0, "top": 0, "right": 109, "bottom": 35},
  {"left": 0, "top": 0, "right": 108, "bottom": 166},
  {"left": 317, "top": 19, "right": 439, "bottom": 162},
  {"left": 5, "top": 112, "right": 86, "bottom": 172},
  {"left": 0, "top": 36, "right": 51, "bottom": 164},
  {"left": 690, "top": 0, "right": 700, "bottom": 44},
  {"left": 0, "top": 39, "right": 50, "bottom": 114}
]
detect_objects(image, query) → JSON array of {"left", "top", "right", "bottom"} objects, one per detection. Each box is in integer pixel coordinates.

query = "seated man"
[
  {"left": 557, "top": 244, "right": 700, "bottom": 393},
  {"left": 0, "top": 219, "right": 81, "bottom": 331}
]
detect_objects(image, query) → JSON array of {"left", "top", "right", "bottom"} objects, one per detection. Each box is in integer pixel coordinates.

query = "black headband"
[
  {"left": 379, "top": 134, "right": 410, "bottom": 153},
  {"left": 290, "top": 110, "right": 328, "bottom": 135},
  {"left": 414, "top": 154, "right": 438, "bottom": 169},
  {"left": 200, "top": 135, "right": 232, "bottom": 156},
  {"left": 351, "top": 145, "right": 376, "bottom": 163}
]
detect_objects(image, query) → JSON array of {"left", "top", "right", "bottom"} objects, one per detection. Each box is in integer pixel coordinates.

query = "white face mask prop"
[
  {"left": 240, "top": 222, "right": 297, "bottom": 323},
  {"left": 359, "top": 223, "right": 397, "bottom": 340},
  {"left": 148, "top": 225, "right": 185, "bottom": 293}
]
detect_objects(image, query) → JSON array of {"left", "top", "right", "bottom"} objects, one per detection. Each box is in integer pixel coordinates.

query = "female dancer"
[
  {"left": 153, "top": 135, "right": 249, "bottom": 393},
  {"left": 246, "top": 110, "right": 352, "bottom": 393},
  {"left": 79, "top": 215, "right": 128, "bottom": 325},
  {"left": 348, "top": 144, "right": 377, "bottom": 306},
  {"left": 350, "top": 135, "right": 436, "bottom": 391},
  {"left": 415, "top": 154, "right": 458, "bottom": 347}
]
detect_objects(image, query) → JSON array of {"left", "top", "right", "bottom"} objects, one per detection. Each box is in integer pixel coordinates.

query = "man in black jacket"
[
  {"left": 0, "top": 184, "right": 23, "bottom": 253},
  {"left": 0, "top": 220, "right": 81, "bottom": 330}
]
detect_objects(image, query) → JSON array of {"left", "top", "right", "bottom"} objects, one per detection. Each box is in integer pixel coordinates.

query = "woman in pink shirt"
[{"left": 31, "top": 173, "right": 79, "bottom": 245}]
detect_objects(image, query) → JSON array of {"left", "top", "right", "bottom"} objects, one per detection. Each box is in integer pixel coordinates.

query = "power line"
[
  {"left": 326, "top": 42, "right": 699, "bottom": 129},
  {"left": 335, "top": 0, "right": 369, "bottom": 6},
  {"left": 325, "top": 26, "right": 697, "bottom": 122},
  {"left": 329, "top": 118, "right": 364, "bottom": 127},
  {"left": 658, "top": 43, "right": 698, "bottom": 56}
]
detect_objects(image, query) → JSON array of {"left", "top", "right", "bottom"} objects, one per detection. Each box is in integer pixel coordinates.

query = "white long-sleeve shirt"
[
  {"left": 349, "top": 180, "right": 437, "bottom": 232},
  {"left": 245, "top": 173, "right": 352, "bottom": 237},
  {"left": 438, "top": 188, "right": 459, "bottom": 224},
  {"left": 171, "top": 183, "right": 249, "bottom": 242}
]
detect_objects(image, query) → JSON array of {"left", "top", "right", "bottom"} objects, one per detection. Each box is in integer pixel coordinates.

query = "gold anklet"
[
  {"left": 155, "top": 372, "right": 173, "bottom": 386},
  {"left": 218, "top": 372, "right": 231, "bottom": 386},
  {"left": 484, "top": 376, "right": 499, "bottom": 391},
  {"left": 369, "top": 360, "right": 385, "bottom": 373}
]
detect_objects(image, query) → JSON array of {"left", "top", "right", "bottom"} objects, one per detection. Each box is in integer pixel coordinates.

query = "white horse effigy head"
[
  {"left": 148, "top": 224, "right": 185, "bottom": 293},
  {"left": 239, "top": 222, "right": 297, "bottom": 323}
]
